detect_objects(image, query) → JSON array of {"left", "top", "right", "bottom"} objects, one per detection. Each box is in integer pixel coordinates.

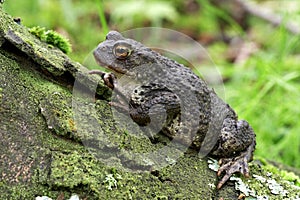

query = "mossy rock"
[{"left": 0, "top": 6, "right": 299, "bottom": 200}]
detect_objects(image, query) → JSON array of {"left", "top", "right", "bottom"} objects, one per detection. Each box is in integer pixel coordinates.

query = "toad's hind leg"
[
  {"left": 216, "top": 139, "right": 255, "bottom": 189},
  {"left": 212, "top": 119, "right": 256, "bottom": 189}
]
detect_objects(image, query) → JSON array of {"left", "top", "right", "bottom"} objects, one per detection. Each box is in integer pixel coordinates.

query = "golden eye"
[{"left": 113, "top": 42, "right": 132, "bottom": 59}]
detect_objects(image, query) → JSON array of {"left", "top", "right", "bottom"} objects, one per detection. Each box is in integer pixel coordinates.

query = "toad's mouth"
[
  {"left": 107, "top": 65, "right": 128, "bottom": 74},
  {"left": 95, "top": 59, "right": 128, "bottom": 74},
  {"left": 94, "top": 56, "right": 132, "bottom": 75}
]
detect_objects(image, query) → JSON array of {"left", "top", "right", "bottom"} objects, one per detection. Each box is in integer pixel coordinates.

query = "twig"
[{"left": 235, "top": 0, "right": 300, "bottom": 35}]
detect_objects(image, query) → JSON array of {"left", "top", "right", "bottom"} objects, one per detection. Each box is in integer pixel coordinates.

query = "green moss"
[
  {"left": 254, "top": 157, "right": 300, "bottom": 187},
  {"left": 0, "top": 46, "right": 88, "bottom": 198},
  {"left": 262, "top": 163, "right": 300, "bottom": 187},
  {"left": 226, "top": 161, "right": 300, "bottom": 199},
  {"left": 48, "top": 151, "right": 105, "bottom": 189},
  {"left": 29, "top": 26, "right": 72, "bottom": 54},
  {"left": 39, "top": 90, "right": 81, "bottom": 141}
]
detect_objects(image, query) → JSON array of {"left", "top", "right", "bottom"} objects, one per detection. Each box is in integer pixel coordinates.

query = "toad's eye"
[{"left": 113, "top": 42, "right": 132, "bottom": 60}]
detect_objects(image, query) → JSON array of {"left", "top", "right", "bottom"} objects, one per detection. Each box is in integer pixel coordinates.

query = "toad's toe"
[{"left": 217, "top": 155, "right": 250, "bottom": 189}]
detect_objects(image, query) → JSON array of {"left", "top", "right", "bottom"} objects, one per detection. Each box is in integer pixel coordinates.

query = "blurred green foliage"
[
  {"left": 3, "top": 0, "right": 300, "bottom": 169},
  {"left": 110, "top": 0, "right": 178, "bottom": 27}
]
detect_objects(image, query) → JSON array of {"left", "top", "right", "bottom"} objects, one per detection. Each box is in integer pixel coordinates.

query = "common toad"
[{"left": 90, "top": 31, "right": 256, "bottom": 189}]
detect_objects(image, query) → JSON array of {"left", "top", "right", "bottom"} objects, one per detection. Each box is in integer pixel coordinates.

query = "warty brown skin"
[{"left": 90, "top": 31, "right": 256, "bottom": 189}]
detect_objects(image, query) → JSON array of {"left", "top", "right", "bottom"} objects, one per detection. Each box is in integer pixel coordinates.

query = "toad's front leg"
[
  {"left": 89, "top": 70, "right": 129, "bottom": 113},
  {"left": 89, "top": 70, "right": 117, "bottom": 90},
  {"left": 211, "top": 119, "right": 256, "bottom": 189}
]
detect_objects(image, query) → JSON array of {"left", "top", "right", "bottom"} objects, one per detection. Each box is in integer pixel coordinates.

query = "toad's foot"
[
  {"left": 89, "top": 70, "right": 129, "bottom": 113},
  {"left": 89, "top": 70, "right": 127, "bottom": 100},
  {"left": 216, "top": 140, "right": 255, "bottom": 189},
  {"left": 217, "top": 152, "right": 249, "bottom": 189},
  {"left": 89, "top": 70, "right": 116, "bottom": 89}
]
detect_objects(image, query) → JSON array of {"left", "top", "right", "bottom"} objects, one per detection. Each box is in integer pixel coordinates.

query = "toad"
[{"left": 90, "top": 31, "right": 256, "bottom": 189}]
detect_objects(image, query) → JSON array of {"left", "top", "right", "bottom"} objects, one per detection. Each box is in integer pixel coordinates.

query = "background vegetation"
[{"left": 3, "top": 0, "right": 300, "bottom": 169}]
